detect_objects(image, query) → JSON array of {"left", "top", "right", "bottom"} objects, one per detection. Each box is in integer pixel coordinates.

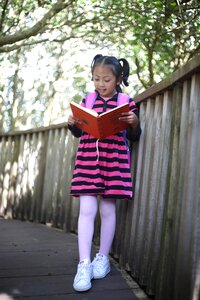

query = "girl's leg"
[
  {"left": 99, "top": 198, "right": 116, "bottom": 256},
  {"left": 78, "top": 195, "right": 98, "bottom": 262}
]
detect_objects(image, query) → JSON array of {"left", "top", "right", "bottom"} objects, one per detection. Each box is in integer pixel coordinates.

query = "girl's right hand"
[{"left": 67, "top": 114, "right": 80, "bottom": 126}]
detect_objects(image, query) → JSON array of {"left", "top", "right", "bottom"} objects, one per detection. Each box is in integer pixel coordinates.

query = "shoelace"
[
  {"left": 93, "top": 256, "right": 105, "bottom": 270},
  {"left": 77, "top": 265, "right": 90, "bottom": 281}
]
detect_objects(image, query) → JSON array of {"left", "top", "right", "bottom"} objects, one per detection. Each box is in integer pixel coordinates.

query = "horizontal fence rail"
[{"left": 0, "top": 54, "right": 200, "bottom": 300}]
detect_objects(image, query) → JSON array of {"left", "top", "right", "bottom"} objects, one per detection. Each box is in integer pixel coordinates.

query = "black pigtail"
[{"left": 118, "top": 58, "right": 130, "bottom": 86}]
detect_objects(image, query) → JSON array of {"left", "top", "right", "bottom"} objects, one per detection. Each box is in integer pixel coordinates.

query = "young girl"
[{"left": 68, "top": 54, "right": 141, "bottom": 292}]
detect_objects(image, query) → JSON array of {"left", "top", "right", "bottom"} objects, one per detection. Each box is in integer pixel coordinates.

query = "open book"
[{"left": 70, "top": 101, "right": 129, "bottom": 139}]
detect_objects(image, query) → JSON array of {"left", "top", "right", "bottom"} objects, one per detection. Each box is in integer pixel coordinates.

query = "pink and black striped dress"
[{"left": 69, "top": 93, "right": 139, "bottom": 200}]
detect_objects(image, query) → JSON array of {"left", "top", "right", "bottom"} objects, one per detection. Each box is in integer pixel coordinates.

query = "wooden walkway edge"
[{"left": 0, "top": 219, "right": 148, "bottom": 300}]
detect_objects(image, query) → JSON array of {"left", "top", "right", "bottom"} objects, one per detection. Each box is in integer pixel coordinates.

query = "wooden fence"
[{"left": 0, "top": 53, "right": 200, "bottom": 300}]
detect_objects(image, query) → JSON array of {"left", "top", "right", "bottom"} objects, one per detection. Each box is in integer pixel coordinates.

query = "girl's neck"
[
  {"left": 101, "top": 96, "right": 110, "bottom": 101},
  {"left": 100, "top": 90, "right": 117, "bottom": 100}
]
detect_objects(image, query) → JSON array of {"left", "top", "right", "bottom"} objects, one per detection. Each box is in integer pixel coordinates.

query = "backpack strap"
[
  {"left": 85, "top": 92, "right": 98, "bottom": 108},
  {"left": 117, "top": 93, "right": 131, "bottom": 166},
  {"left": 117, "top": 93, "right": 130, "bottom": 106}
]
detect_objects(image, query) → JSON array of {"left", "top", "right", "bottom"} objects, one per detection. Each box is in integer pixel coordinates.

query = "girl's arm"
[
  {"left": 119, "top": 98, "right": 141, "bottom": 141},
  {"left": 126, "top": 114, "right": 142, "bottom": 142},
  {"left": 68, "top": 97, "right": 87, "bottom": 137}
]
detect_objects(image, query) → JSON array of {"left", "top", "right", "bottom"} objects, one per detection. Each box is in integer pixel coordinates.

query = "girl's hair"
[{"left": 91, "top": 54, "right": 130, "bottom": 92}]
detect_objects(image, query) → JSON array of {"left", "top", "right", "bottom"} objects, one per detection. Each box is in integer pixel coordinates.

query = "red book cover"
[{"left": 70, "top": 101, "right": 129, "bottom": 139}]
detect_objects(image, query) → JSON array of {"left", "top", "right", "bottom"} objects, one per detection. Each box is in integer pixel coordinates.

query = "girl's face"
[{"left": 93, "top": 65, "right": 121, "bottom": 98}]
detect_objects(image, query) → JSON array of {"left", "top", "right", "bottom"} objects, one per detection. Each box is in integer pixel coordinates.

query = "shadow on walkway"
[{"left": 0, "top": 219, "right": 146, "bottom": 300}]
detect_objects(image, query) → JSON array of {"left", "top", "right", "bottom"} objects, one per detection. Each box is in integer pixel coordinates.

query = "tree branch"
[
  {"left": 135, "top": 57, "right": 149, "bottom": 89},
  {"left": 0, "top": 0, "right": 9, "bottom": 33},
  {"left": 0, "top": 0, "right": 74, "bottom": 47},
  {"left": 0, "top": 34, "right": 88, "bottom": 53}
]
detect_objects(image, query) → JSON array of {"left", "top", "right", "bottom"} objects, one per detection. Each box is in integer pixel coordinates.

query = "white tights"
[{"left": 78, "top": 195, "right": 116, "bottom": 261}]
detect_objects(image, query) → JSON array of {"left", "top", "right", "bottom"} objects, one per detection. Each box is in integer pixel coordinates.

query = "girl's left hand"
[{"left": 119, "top": 112, "right": 139, "bottom": 128}]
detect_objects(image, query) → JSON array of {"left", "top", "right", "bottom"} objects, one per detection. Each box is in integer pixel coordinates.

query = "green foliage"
[{"left": 86, "top": 0, "right": 200, "bottom": 86}]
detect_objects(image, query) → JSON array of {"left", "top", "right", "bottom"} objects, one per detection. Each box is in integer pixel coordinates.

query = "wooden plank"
[
  {"left": 30, "top": 132, "right": 47, "bottom": 222},
  {"left": 50, "top": 128, "right": 62, "bottom": 226},
  {"left": 65, "top": 135, "right": 80, "bottom": 233},
  {"left": 0, "top": 273, "right": 136, "bottom": 298},
  {"left": 52, "top": 128, "right": 66, "bottom": 227},
  {"left": 140, "top": 95, "right": 163, "bottom": 294},
  {"left": 14, "top": 290, "right": 137, "bottom": 300},
  {"left": 0, "top": 266, "right": 73, "bottom": 277},
  {"left": 0, "top": 288, "right": 137, "bottom": 300},
  {"left": 41, "top": 130, "right": 55, "bottom": 223},
  {"left": 116, "top": 199, "right": 130, "bottom": 267},
  {"left": 1, "top": 137, "right": 12, "bottom": 217},
  {"left": 132, "top": 99, "right": 155, "bottom": 284},
  {"left": 155, "top": 85, "right": 183, "bottom": 300},
  {"left": 146, "top": 91, "right": 173, "bottom": 295},
  {"left": 7, "top": 290, "right": 138, "bottom": 300},
  {"left": 53, "top": 128, "right": 67, "bottom": 227},
  {"left": 7, "top": 136, "right": 20, "bottom": 219},
  {"left": 128, "top": 102, "right": 147, "bottom": 275},
  {"left": 0, "top": 137, "right": 8, "bottom": 215},
  {"left": 13, "top": 135, "right": 25, "bottom": 219},
  {"left": 23, "top": 133, "right": 32, "bottom": 220},
  {"left": 61, "top": 132, "right": 76, "bottom": 231},
  {"left": 118, "top": 195, "right": 135, "bottom": 269}
]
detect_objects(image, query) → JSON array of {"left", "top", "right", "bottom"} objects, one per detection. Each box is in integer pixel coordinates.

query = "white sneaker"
[
  {"left": 73, "top": 260, "right": 94, "bottom": 292},
  {"left": 92, "top": 253, "right": 111, "bottom": 279}
]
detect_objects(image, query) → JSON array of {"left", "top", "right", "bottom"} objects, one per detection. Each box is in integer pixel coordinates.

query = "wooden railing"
[{"left": 0, "top": 53, "right": 200, "bottom": 300}]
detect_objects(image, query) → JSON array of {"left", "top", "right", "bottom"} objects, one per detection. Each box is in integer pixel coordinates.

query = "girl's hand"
[
  {"left": 68, "top": 114, "right": 81, "bottom": 126},
  {"left": 119, "top": 111, "right": 139, "bottom": 128}
]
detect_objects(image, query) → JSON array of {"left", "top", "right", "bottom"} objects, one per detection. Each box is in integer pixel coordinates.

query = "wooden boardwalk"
[{"left": 0, "top": 219, "right": 147, "bottom": 300}]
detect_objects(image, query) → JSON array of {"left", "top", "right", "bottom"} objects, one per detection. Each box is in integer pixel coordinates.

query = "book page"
[
  {"left": 70, "top": 101, "right": 98, "bottom": 117},
  {"left": 70, "top": 101, "right": 99, "bottom": 137}
]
